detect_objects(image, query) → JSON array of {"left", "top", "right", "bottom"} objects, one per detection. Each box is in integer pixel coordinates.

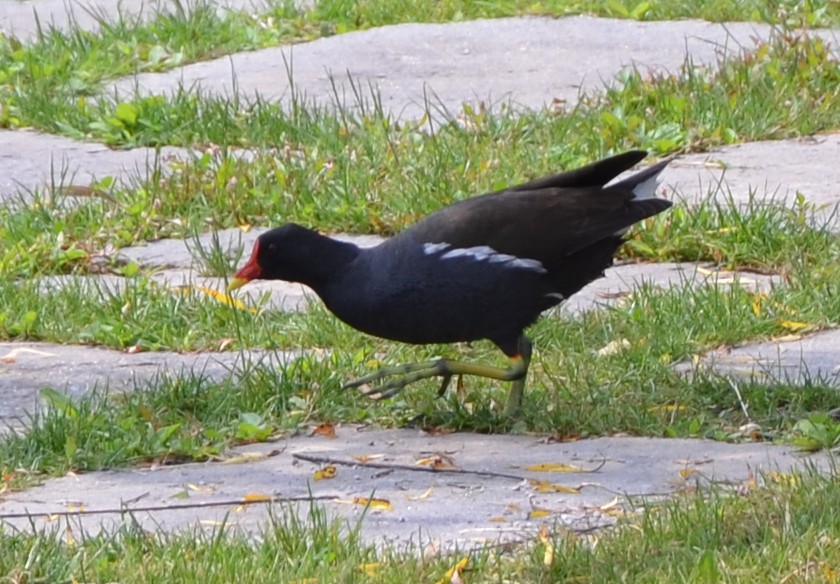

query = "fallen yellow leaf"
[
  {"left": 353, "top": 454, "right": 384, "bottom": 463},
  {"left": 647, "top": 404, "right": 687, "bottom": 413},
  {"left": 313, "top": 465, "right": 337, "bottom": 481},
  {"left": 221, "top": 452, "right": 268, "bottom": 464},
  {"left": 337, "top": 497, "right": 393, "bottom": 511},
  {"left": 189, "top": 285, "right": 258, "bottom": 314},
  {"left": 751, "top": 292, "right": 767, "bottom": 317},
  {"left": 416, "top": 454, "right": 456, "bottom": 469},
  {"left": 679, "top": 469, "right": 697, "bottom": 480},
  {"left": 359, "top": 563, "right": 381, "bottom": 576},
  {"left": 530, "top": 480, "right": 581, "bottom": 494},
  {"left": 528, "top": 508, "right": 553, "bottom": 519},
  {"left": 65, "top": 527, "right": 76, "bottom": 547},
  {"left": 525, "top": 463, "right": 583, "bottom": 473},
  {"left": 778, "top": 320, "right": 812, "bottom": 331},
  {"left": 407, "top": 486, "right": 434, "bottom": 501},
  {"left": 595, "top": 338, "right": 630, "bottom": 357},
  {"left": 539, "top": 525, "right": 555, "bottom": 566},
  {"left": 242, "top": 493, "right": 273, "bottom": 503},
  {"left": 600, "top": 497, "right": 622, "bottom": 512},
  {"left": 436, "top": 557, "right": 469, "bottom": 584}
]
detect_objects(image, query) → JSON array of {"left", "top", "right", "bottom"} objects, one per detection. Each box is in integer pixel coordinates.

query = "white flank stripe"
[
  {"left": 422, "top": 242, "right": 451, "bottom": 255},
  {"left": 429, "top": 244, "right": 546, "bottom": 273}
]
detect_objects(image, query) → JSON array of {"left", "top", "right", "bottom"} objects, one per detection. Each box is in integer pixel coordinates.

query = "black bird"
[{"left": 229, "top": 150, "right": 672, "bottom": 416}]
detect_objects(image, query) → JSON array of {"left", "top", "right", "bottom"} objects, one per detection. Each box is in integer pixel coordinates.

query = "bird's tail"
[{"left": 612, "top": 156, "right": 674, "bottom": 201}]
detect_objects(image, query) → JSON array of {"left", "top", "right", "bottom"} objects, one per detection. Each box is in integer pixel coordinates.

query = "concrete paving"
[
  {"left": 668, "top": 134, "right": 840, "bottom": 214},
  {"left": 4, "top": 255, "right": 777, "bottom": 433},
  {"left": 684, "top": 328, "right": 840, "bottom": 387},
  {"left": 2, "top": 7, "right": 840, "bottom": 550},
  {"left": 0, "top": 428, "right": 828, "bottom": 550},
  {"left": 4, "top": 130, "right": 840, "bottom": 224},
  {"left": 108, "top": 226, "right": 782, "bottom": 314},
  {"left": 0, "top": 0, "right": 272, "bottom": 40},
  {"left": 0, "top": 129, "right": 187, "bottom": 205},
  {"left": 109, "top": 17, "right": 785, "bottom": 119},
  {"left": 0, "top": 341, "right": 296, "bottom": 432}
]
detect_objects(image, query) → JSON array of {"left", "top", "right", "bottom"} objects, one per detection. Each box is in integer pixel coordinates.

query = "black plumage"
[{"left": 230, "top": 150, "right": 673, "bottom": 415}]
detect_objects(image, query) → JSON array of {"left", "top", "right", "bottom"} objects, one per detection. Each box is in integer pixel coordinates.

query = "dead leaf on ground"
[
  {"left": 436, "top": 557, "right": 469, "bottom": 584},
  {"left": 312, "top": 423, "right": 337, "bottom": 439},
  {"left": 528, "top": 508, "right": 553, "bottom": 520},
  {"left": 416, "top": 453, "right": 456, "bottom": 469},
  {"left": 242, "top": 493, "right": 273, "bottom": 503},
  {"left": 353, "top": 454, "right": 385, "bottom": 463},
  {"left": 421, "top": 426, "right": 457, "bottom": 437},
  {"left": 525, "top": 463, "right": 584, "bottom": 473},
  {"left": 679, "top": 469, "right": 697, "bottom": 480},
  {"left": 336, "top": 497, "right": 392, "bottom": 511},
  {"left": 313, "top": 465, "right": 337, "bottom": 481},
  {"left": 539, "top": 525, "right": 555, "bottom": 566},
  {"left": 530, "top": 480, "right": 581, "bottom": 494},
  {"left": 1, "top": 347, "right": 55, "bottom": 363},
  {"left": 407, "top": 486, "right": 434, "bottom": 501},
  {"left": 184, "top": 285, "right": 258, "bottom": 314},
  {"left": 647, "top": 403, "right": 687, "bottom": 413},
  {"left": 596, "top": 338, "right": 631, "bottom": 357},
  {"left": 221, "top": 452, "right": 269, "bottom": 464}
]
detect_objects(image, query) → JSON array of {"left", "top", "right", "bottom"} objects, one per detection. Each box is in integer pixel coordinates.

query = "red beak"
[{"left": 228, "top": 242, "right": 262, "bottom": 291}]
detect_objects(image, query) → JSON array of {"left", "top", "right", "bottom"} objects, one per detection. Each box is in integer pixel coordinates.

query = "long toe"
[
  {"left": 343, "top": 360, "right": 444, "bottom": 390},
  {"left": 354, "top": 370, "right": 435, "bottom": 401}
]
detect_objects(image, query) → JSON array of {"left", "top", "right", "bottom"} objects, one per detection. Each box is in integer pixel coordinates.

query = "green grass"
[
  {"left": 1, "top": 29, "right": 838, "bottom": 281},
  {"left": 3, "top": 467, "right": 840, "bottom": 583},
  {"left": 5, "top": 248, "right": 840, "bottom": 477},
  {"left": 1, "top": 0, "right": 840, "bottom": 574},
  {"left": 2, "top": 155, "right": 840, "bottom": 475},
  {"left": 2, "top": 0, "right": 839, "bottom": 147}
]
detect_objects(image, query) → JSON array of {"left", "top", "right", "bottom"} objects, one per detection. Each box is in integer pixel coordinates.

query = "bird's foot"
[{"left": 343, "top": 360, "right": 451, "bottom": 401}]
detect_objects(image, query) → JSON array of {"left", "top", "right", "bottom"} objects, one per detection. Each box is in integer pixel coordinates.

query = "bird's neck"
[{"left": 298, "top": 236, "right": 361, "bottom": 292}]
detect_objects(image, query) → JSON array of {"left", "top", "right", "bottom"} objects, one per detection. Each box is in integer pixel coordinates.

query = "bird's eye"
[{"left": 267, "top": 244, "right": 277, "bottom": 253}]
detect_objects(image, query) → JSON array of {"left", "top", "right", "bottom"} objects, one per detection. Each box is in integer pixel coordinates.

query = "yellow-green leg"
[
  {"left": 344, "top": 335, "right": 533, "bottom": 417},
  {"left": 502, "top": 336, "right": 532, "bottom": 418}
]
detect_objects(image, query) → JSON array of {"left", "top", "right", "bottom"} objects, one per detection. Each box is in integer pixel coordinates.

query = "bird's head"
[{"left": 228, "top": 223, "right": 355, "bottom": 292}]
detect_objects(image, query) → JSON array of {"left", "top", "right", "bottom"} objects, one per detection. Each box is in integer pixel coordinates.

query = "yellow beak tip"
[{"left": 227, "top": 277, "right": 249, "bottom": 292}]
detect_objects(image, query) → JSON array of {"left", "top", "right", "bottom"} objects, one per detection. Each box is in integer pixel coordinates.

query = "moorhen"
[{"left": 229, "top": 150, "right": 673, "bottom": 416}]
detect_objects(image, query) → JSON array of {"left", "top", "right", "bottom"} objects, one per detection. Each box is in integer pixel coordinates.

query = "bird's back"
[
  {"left": 322, "top": 151, "right": 672, "bottom": 347},
  {"left": 399, "top": 151, "right": 672, "bottom": 292}
]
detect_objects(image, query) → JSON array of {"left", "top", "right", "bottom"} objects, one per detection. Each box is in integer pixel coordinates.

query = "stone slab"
[
  {"left": 0, "top": 341, "right": 296, "bottom": 432},
  {"left": 663, "top": 134, "right": 840, "bottom": 217},
  {"left": 0, "top": 428, "right": 826, "bottom": 549},
  {"left": 5, "top": 125, "right": 840, "bottom": 232},
  {"left": 109, "top": 227, "right": 781, "bottom": 314},
  {"left": 682, "top": 328, "right": 840, "bottom": 387},
  {"left": 0, "top": 0, "right": 272, "bottom": 40},
  {"left": 110, "top": 16, "right": 790, "bottom": 121},
  {"left": 0, "top": 129, "right": 187, "bottom": 204}
]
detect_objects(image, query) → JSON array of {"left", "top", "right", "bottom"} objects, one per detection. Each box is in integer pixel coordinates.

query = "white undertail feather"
[{"left": 631, "top": 173, "right": 661, "bottom": 200}]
